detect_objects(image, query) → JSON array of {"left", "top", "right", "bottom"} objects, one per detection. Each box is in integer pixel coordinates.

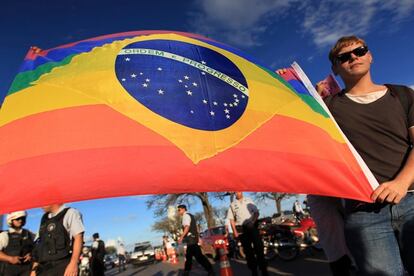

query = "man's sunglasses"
[
  {"left": 12, "top": 217, "right": 25, "bottom": 221},
  {"left": 336, "top": 46, "right": 369, "bottom": 64}
]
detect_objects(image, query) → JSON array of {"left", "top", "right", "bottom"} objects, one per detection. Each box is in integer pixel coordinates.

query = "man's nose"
[{"left": 349, "top": 53, "right": 359, "bottom": 62}]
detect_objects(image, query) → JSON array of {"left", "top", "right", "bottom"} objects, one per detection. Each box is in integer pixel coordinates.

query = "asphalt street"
[{"left": 105, "top": 249, "right": 331, "bottom": 276}]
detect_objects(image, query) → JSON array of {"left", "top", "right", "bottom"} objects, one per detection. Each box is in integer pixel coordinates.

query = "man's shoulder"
[
  {"left": 323, "top": 92, "right": 343, "bottom": 104},
  {"left": 386, "top": 84, "right": 414, "bottom": 99},
  {"left": 64, "top": 207, "right": 82, "bottom": 219},
  {"left": 22, "top": 228, "right": 35, "bottom": 238},
  {"left": 243, "top": 197, "right": 255, "bottom": 204},
  {"left": 182, "top": 212, "right": 191, "bottom": 221},
  {"left": 385, "top": 84, "right": 414, "bottom": 92}
]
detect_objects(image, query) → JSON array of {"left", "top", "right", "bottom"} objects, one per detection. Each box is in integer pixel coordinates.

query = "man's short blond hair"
[{"left": 329, "top": 35, "right": 367, "bottom": 65}]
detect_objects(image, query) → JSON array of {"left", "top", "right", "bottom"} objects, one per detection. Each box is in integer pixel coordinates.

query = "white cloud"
[
  {"left": 301, "top": 0, "right": 414, "bottom": 47},
  {"left": 188, "top": 0, "right": 297, "bottom": 47},
  {"left": 410, "top": 85, "right": 414, "bottom": 90},
  {"left": 188, "top": 0, "right": 414, "bottom": 48}
]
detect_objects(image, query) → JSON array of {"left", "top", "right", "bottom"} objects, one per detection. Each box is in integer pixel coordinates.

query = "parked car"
[
  {"left": 104, "top": 254, "right": 117, "bottom": 270},
  {"left": 130, "top": 242, "right": 156, "bottom": 266},
  {"left": 200, "top": 226, "right": 229, "bottom": 259}
]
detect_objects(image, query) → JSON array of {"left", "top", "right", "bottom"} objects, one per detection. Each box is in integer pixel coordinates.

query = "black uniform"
[
  {"left": 91, "top": 239, "right": 105, "bottom": 276},
  {"left": 0, "top": 229, "right": 34, "bottom": 276},
  {"left": 183, "top": 213, "right": 213, "bottom": 275},
  {"left": 34, "top": 208, "right": 72, "bottom": 276}
]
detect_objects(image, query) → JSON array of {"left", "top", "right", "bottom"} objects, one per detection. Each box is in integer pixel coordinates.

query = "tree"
[
  {"left": 212, "top": 206, "right": 229, "bottom": 226},
  {"left": 105, "top": 245, "right": 117, "bottom": 254},
  {"left": 254, "top": 192, "right": 295, "bottom": 214},
  {"left": 146, "top": 193, "right": 216, "bottom": 228}
]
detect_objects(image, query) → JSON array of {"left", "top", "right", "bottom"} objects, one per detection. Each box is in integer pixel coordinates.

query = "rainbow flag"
[{"left": 0, "top": 31, "right": 377, "bottom": 213}]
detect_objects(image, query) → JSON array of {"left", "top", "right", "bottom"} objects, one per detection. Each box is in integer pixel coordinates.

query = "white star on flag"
[
  {"left": 201, "top": 61, "right": 206, "bottom": 64},
  {"left": 131, "top": 73, "right": 137, "bottom": 78},
  {"left": 142, "top": 83, "right": 148, "bottom": 87},
  {"left": 192, "top": 82, "right": 198, "bottom": 87},
  {"left": 157, "top": 67, "right": 162, "bottom": 71},
  {"left": 125, "top": 58, "right": 130, "bottom": 61},
  {"left": 210, "top": 111, "right": 215, "bottom": 116},
  {"left": 184, "top": 75, "right": 190, "bottom": 80},
  {"left": 203, "top": 100, "right": 208, "bottom": 104},
  {"left": 145, "top": 78, "right": 150, "bottom": 82},
  {"left": 158, "top": 89, "right": 164, "bottom": 95},
  {"left": 187, "top": 90, "right": 192, "bottom": 96}
]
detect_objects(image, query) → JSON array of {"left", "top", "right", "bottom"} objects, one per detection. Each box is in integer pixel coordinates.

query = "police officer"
[
  {"left": 177, "top": 205, "right": 214, "bottom": 276},
  {"left": 91, "top": 233, "right": 105, "bottom": 276},
  {"left": 31, "top": 204, "right": 84, "bottom": 276},
  {"left": 0, "top": 211, "right": 34, "bottom": 276},
  {"left": 227, "top": 192, "right": 268, "bottom": 276}
]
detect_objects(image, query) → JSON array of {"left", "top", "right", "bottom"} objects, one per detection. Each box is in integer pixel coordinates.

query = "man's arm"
[
  {"left": 229, "top": 219, "right": 239, "bottom": 238},
  {"left": 178, "top": 225, "right": 190, "bottom": 243},
  {"left": 0, "top": 251, "right": 21, "bottom": 264},
  {"left": 247, "top": 201, "right": 259, "bottom": 224},
  {"left": 371, "top": 128, "right": 414, "bottom": 204},
  {"left": 64, "top": 232, "right": 83, "bottom": 276}
]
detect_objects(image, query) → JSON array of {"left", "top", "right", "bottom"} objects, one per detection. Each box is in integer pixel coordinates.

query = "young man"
[
  {"left": 177, "top": 204, "right": 214, "bottom": 276},
  {"left": 0, "top": 211, "right": 34, "bottom": 276},
  {"left": 325, "top": 35, "right": 414, "bottom": 275},
  {"left": 227, "top": 192, "right": 267, "bottom": 276},
  {"left": 91, "top": 233, "right": 106, "bottom": 276},
  {"left": 31, "top": 204, "right": 84, "bottom": 276}
]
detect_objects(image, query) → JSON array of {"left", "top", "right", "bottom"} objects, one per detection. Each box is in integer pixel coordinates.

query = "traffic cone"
[
  {"left": 170, "top": 249, "right": 179, "bottom": 264},
  {"left": 218, "top": 247, "right": 233, "bottom": 276}
]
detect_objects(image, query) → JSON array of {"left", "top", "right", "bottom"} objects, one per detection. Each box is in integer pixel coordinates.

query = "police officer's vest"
[
  {"left": 4, "top": 229, "right": 34, "bottom": 257},
  {"left": 184, "top": 213, "right": 199, "bottom": 245},
  {"left": 37, "top": 208, "right": 71, "bottom": 262},
  {"left": 92, "top": 240, "right": 106, "bottom": 261}
]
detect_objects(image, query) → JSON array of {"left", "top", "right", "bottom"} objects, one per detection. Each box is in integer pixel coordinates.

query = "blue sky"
[{"left": 1, "top": 0, "right": 414, "bottom": 248}]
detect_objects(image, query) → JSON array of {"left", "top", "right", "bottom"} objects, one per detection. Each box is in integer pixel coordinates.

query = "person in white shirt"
[
  {"left": 227, "top": 192, "right": 267, "bottom": 276},
  {"left": 177, "top": 204, "right": 214, "bottom": 276}
]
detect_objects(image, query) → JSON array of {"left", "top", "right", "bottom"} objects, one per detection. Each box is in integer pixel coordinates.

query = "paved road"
[{"left": 105, "top": 249, "right": 331, "bottom": 276}]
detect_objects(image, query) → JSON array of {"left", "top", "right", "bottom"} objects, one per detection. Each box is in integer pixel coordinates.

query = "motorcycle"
[
  {"left": 79, "top": 246, "right": 91, "bottom": 276},
  {"left": 259, "top": 217, "right": 299, "bottom": 261},
  {"left": 285, "top": 214, "right": 320, "bottom": 251}
]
